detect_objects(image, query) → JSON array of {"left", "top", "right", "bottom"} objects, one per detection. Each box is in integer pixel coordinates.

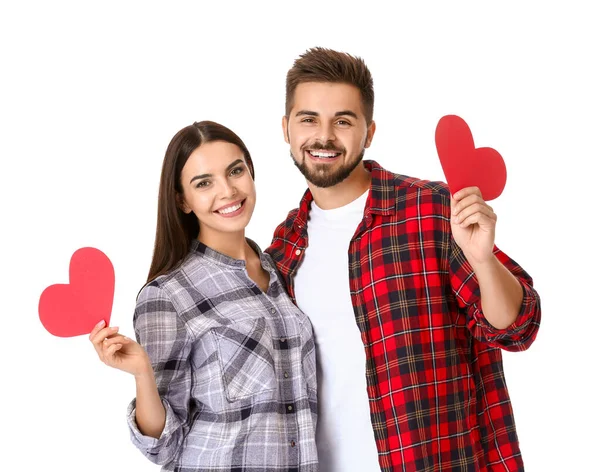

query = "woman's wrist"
[{"left": 134, "top": 358, "right": 154, "bottom": 381}]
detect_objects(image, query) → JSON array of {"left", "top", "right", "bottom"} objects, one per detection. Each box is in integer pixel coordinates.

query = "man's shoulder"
[
  {"left": 387, "top": 170, "right": 450, "bottom": 197},
  {"left": 368, "top": 161, "right": 450, "bottom": 197},
  {"left": 368, "top": 163, "right": 452, "bottom": 221}
]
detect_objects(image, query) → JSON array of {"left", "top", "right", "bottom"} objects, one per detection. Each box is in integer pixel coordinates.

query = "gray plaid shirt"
[{"left": 126, "top": 240, "right": 318, "bottom": 471}]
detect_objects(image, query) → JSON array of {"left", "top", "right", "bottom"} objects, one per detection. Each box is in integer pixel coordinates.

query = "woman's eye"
[
  {"left": 230, "top": 167, "right": 244, "bottom": 176},
  {"left": 195, "top": 180, "right": 210, "bottom": 188}
]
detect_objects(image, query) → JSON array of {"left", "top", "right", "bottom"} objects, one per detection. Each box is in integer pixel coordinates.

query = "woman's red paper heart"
[
  {"left": 39, "top": 247, "right": 115, "bottom": 337},
  {"left": 435, "top": 115, "right": 507, "bottom": 201}
]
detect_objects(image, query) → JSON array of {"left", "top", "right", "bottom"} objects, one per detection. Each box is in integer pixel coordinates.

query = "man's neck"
[{"left": 308, "top": 162, "right": 371, "bottom": 210}]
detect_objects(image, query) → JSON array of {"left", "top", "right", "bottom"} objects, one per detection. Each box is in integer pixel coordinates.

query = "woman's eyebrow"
[
  {"left": 226, "top": 159, "right": 244, "bottom": 171},
  {"left": 189, "top": 159, "right": 244, "bottom": 184}
]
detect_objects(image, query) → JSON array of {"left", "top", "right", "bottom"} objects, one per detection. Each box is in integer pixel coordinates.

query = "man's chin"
[
  {"left": 291, "top": 150, "right": 365, "bottom": 188},
  {"left": 303, "top": 169, "right": 353, "bottom": 188}
]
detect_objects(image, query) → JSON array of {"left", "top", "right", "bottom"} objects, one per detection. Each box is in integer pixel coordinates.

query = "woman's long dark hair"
[{"left": 146, "top": 121, "right": 255, "bottom": 284}]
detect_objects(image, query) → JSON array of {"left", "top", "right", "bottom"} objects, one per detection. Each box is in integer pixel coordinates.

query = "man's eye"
[
  {"left": 336, "top": 120, "right": 350, "bottom": 126},
  {"left": 301, "top": 118, "right": 315, "bottom": 123}
]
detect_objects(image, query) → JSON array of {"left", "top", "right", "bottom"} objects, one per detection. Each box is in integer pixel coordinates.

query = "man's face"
[{"left": 283, "top": 82, "right": 375, "bottom": 188}]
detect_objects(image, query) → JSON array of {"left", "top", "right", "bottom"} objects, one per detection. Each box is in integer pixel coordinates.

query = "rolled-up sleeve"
[
  {"left": 126, "top": 281, "right": 193, "bottom": 465},
  {"left": 449, "top": 239, "right": 542, "bottom": 352}
]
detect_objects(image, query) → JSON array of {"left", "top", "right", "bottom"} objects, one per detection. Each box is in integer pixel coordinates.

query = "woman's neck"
[{"left": 198, "top": 230, "right": 249, "bottom": 261}]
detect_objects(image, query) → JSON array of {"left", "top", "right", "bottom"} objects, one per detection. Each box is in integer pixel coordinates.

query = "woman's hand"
[{"left": 89, "top": 320, "right": 152, "bottom": 377}]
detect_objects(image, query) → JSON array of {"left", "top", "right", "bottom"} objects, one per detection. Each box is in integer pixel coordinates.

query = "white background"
[{"left": 1, "top": 1, "right": 598, "bottom": 471}]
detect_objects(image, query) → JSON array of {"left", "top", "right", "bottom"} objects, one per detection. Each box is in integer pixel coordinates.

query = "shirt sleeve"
[
  {"left": 449, "top": 237, "right": 541, "bottom": 351},
  {"left": 126, "top": 281, "right": 194, "bottom": 465}
]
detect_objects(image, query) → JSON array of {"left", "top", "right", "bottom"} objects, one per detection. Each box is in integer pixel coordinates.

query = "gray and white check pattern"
[{"left": 126, "top": 239, "right": 318, "bottom": 471}]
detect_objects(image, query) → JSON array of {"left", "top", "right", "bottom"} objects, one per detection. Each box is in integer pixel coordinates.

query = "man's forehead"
[
  {"left": 294, "top": 81, "right": 361, "bottom": 96},
  {"left": 292, "top": 82, "right": 363, "bottom": 114}
]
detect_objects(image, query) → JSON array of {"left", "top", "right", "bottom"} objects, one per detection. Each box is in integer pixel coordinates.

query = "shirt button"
[
  {"left": 287, "top": 404, "right": 294, "bottom": 412},
  {"left": 290, "top": 440, "right": 296, "bottom": 447},
  {"left": 270, "top": 308, "right": 276, "bottom": 314},
  {"left": 295, "top": 249, "right": 301, "bottom": 256},
  {"left": 284, "top": 371, "right": 289, "bottom": 378},
  {"left": 280, "top": 338, "right": 287, "bottom": 343}
]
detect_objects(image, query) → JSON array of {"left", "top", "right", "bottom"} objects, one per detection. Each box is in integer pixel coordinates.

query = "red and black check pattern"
[{"left": 266, "top": 161, "right": 541, "bottom": 472}]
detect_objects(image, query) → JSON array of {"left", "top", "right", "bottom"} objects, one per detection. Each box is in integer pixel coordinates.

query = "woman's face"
[{"left": 179, "top": 140, "right": 256, "bottom": 240}]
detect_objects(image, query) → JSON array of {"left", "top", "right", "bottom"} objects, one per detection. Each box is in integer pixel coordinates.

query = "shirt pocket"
[{"left": 211, "top": 316, "right": 277, "bottom": 402}]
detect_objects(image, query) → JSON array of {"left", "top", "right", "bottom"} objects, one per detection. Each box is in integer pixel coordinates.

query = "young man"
[{"left": 266, "top": 48, "right": 541, "bottom": 472}]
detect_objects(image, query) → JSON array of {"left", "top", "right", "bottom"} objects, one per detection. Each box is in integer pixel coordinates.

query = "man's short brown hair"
[{"left": 285, "top": 47, "right": 375, "bottom": 124}]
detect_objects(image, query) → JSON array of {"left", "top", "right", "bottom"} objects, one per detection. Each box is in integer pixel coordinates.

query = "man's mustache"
[{"left": 301, "top": 141, "right": 345, "bottom": 153}]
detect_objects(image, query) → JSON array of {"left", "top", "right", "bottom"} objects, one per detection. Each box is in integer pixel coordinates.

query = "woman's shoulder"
[
  {"left": 139, "top": 250, "right": 226, "bottom": 308},
  {"left": 136, "top": 272, "right": 178, "bottom": 307},
  {"left": 136, "top": 255, "right": 195, "bottom": 299}
]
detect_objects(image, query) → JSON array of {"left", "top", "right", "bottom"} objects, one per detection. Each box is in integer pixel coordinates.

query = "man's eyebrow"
[
  {"left": 189, "top": 159, "right": 244, "bottom": 184},
  {"left": 294, "top": 110, "right": 358, "bottom": 119},
  {"left": 335, "top": 110, "right": 358, "bottom": 119},
  {"left": 295, "top": 110, "right": 318, "bottom": 117}
]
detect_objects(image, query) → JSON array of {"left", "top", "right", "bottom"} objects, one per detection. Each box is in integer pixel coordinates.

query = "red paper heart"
[
  {"left": 435, "top": 115, "right": 507, "bottom": 201},
  {"left": 39, "top": 247, "right": 115, "bottom": 337}
]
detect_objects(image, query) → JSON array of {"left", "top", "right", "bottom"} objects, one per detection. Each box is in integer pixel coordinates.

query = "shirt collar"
[{"left": 190, "top": 238, "right": 267, "bottom": 270}]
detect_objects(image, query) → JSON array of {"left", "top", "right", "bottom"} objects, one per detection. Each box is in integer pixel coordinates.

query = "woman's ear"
[{"left": 177, "top": 193, "right": 192, "bottom": 214}]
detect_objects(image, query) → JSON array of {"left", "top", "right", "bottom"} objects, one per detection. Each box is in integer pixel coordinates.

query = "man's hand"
[{"left": 450, "top": 186, "right": 497, "bottom": 265}]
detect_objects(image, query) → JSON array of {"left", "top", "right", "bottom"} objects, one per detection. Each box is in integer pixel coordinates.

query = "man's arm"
[
  {"left": 469, "top": 255, "right": 523, "bottom": 330},
  {"left": 449, "top": 186, "right": 541, "bottom": 350}
]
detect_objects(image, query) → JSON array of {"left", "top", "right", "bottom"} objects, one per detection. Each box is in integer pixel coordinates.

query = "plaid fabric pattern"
[
  {"left": 126, "top": 239, "right": 318, "bottom": 472},
  {"left": 266, "top": 161, "right": 541, "bottom": 472}
]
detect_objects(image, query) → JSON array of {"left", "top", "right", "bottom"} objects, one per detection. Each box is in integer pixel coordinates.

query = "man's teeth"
[
  {"left": 309, "top": 151, "right": 339, "bottom": 158},
  {"left": 218, "top": 202, "right": 242, "bottom": 214}
]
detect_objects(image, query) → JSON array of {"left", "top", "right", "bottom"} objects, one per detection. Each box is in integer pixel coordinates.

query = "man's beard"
[{"left": 290, "top": 142, "right": 365, "bottom": 188}]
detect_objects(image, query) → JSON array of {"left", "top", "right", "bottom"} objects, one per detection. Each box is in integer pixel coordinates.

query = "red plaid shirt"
[{"left": 266, "top": 161, "right": 541, "bottom": 472}]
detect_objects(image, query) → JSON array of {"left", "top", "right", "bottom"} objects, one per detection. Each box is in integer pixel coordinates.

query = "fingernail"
[
  {"left": 96, "top": 320, "right": 105, "bottom": 328},
  {"left": 123, "top": 336, "right": 129, "bottom": 341},
  {"left": 112, "top": 326, "right": 119, "bottom": 331}
]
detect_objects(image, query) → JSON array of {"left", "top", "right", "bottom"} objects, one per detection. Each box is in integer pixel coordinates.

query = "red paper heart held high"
[
  {"left": 435, "top": 115, "right": 507, "bottom": 201},
  {"left": 39, "top": 247, "right": 115, "bottom": 337}
]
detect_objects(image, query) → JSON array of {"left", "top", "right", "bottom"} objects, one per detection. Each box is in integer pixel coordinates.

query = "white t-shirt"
[{"left": 294, "top": 190, "right": 380, "bottom": 472}]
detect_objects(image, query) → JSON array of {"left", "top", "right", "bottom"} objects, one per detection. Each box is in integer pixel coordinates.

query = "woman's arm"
[{"left": 133, "top": 360, "right": 166, "bottom": 439}]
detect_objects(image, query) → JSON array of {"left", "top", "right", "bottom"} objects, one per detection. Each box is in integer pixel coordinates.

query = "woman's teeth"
[{"left": 218, "top": 202, "right": 242, "bottom": 214}]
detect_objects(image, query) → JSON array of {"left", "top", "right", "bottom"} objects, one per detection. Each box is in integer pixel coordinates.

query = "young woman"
[{"left": 89, "top": 121, "right": 318, "bottom": 471}]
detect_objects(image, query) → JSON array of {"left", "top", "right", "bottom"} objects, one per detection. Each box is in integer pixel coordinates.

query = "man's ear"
[
  {"left": 365, "top": 120, "right": 376, "bottom": 148},
  {"left": 282, "top": 115, "right": 290, "bottom": 144},
  {"left": 177, "top": 193, "right": 192, "bottom": 214}
]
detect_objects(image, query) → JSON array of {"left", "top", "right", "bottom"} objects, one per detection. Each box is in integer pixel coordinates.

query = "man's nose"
[{"left": 317, "top": 122, "right": 336, "bottom": 143}]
